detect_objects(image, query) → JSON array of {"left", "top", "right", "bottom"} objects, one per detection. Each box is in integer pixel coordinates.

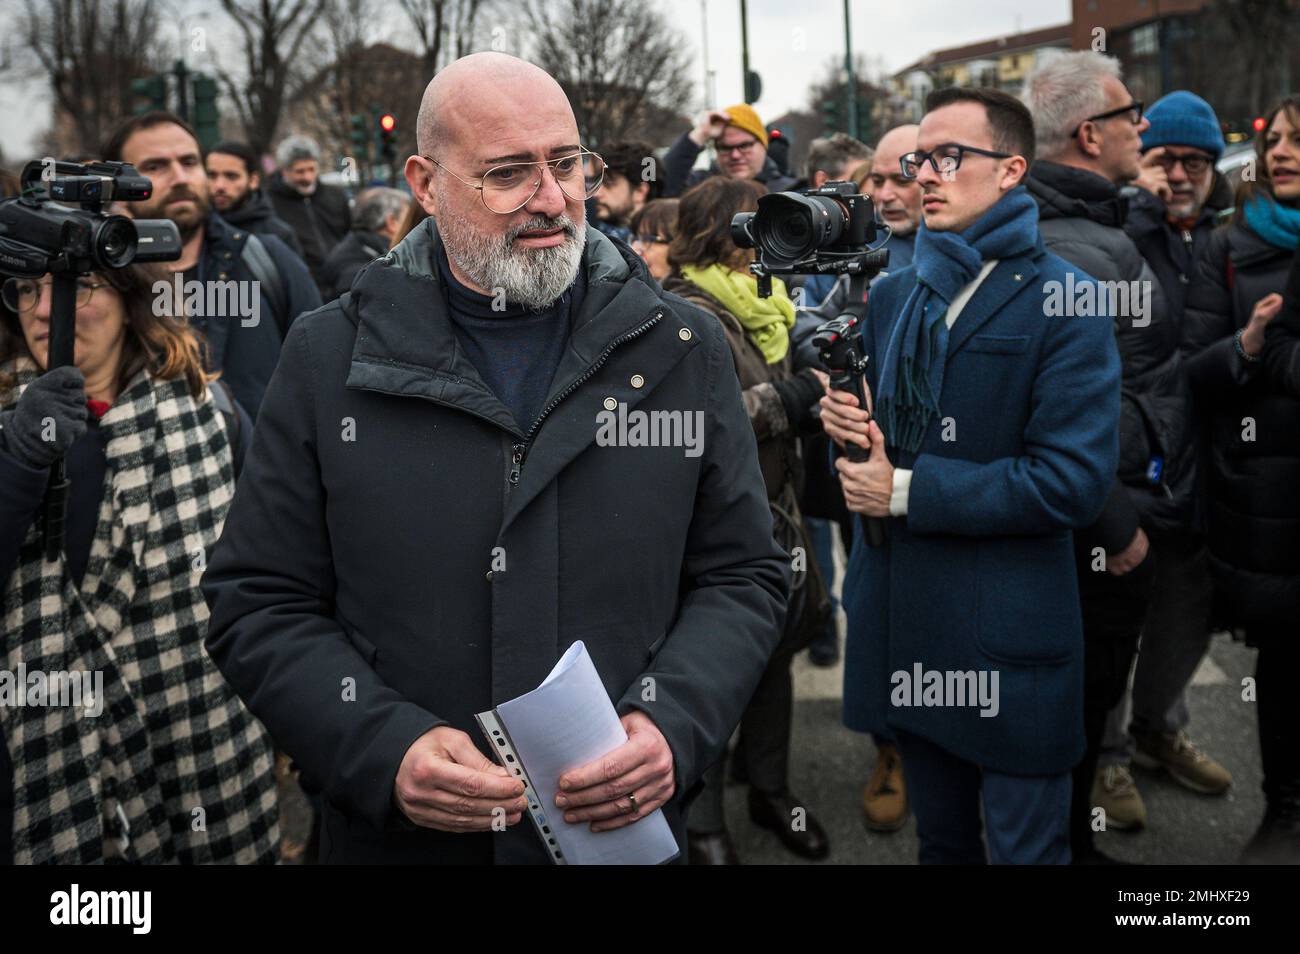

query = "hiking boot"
[
  {"left": 1134, "top": 730, "right": 1232, "bottom": 795},
  {"left": 1092, "top": 763, "right": 1147, "bottom": 832},
  {"left": 862, "top": 742, "right": 908, "bottom": 832}
]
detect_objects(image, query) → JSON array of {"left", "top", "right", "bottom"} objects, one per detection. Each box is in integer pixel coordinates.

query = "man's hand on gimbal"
[{"left": 818, "top": 377, "right": 873, "bottom": 452}]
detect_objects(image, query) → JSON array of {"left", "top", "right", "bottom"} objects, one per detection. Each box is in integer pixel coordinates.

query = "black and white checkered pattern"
[{"left": 2, "top": 362, "right": 279, "bottom": 864}]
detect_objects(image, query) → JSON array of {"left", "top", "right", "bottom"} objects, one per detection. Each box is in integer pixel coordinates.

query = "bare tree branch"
[{"left": 518, "top": 0, "right": 694, "bottom": 149}]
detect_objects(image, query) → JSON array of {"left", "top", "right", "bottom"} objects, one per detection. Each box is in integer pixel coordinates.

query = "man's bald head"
[
  {"left": 405, "top": 52, "right": 588, "bottom": 310},
  {"left": 868, "top": 124, "right": 923, "bottom": 237},
  {"left": 875, "top": 124, "right": 920, "bottom": 163},
  {"left": 416, "top": 52, "right": 576, "bottom": 157}
]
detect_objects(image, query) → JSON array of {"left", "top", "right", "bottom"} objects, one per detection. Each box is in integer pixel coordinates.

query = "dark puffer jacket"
[
  {"left": 320, "top": 229, "right": 389, "bottom": 301},
  {"left": 659, "top": 273, "right": 801, "bottom": 499},
  {"left": 201, "top": 220, "right": 789, "bottom": 864},
  {"left": 1027, "top": 161, "right": 1198, "bottom": 551},
  {"left": 219, "top": 189, "right": 307, "bottom": 261},
  {"left": 266, "top": 172, "right": 352, "bottom": 294},
  {"left": 1183, "top": 218, "right": 1300, "bottom": 632},
  {"left": 1123, "top": 174, "right": 1233, "bottom": 320}
]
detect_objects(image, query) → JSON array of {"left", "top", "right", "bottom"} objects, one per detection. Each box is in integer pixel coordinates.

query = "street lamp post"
[
  {"left": 844, "top": 0, "right": 858, "bottom": 140},
  {"left": 740, "top": 0, "right": 751, "bottom": 102}
]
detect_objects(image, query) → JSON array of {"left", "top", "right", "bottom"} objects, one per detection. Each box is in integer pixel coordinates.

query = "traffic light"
[
  {"left": 821, "top": 97, "right": 842, "bottom": 133},
  {"left": 191, "top": 74, "right": 220, "bottom": 150},
  {"left": 377, "top": 112, "right": 398, "bottom": 183},
  {"left": 131, "top": 74, "right": 168, "bottom": 114},
  {"left": 378, "top": 112, "right": 397, "bottom": 160},
  {"left": 349, "top": 114, "right": 371, "bottom": 161},
  {"left": 1253, "top": 116, "right": 1267, "bottom": 133}
]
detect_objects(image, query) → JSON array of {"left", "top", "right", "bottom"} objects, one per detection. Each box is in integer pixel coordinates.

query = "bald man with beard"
[{"left": 201, "top": 52, "right": 789, "bottom": 865}]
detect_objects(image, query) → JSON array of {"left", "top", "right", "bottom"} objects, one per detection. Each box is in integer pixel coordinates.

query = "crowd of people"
[{"left": 0, "top": 46, "right": 1297, "bottom": 866}]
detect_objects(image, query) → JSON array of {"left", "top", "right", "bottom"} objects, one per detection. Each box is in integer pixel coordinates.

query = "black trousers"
[
  {"left": 1256, "top": 635, "right": 1300, "bottom": 802},
  {"left": 1070, "top": 544, "right": 1155, "bottom": 854},
  {"left": 687, "top": 635, "right": 800, "bottom": 833}
]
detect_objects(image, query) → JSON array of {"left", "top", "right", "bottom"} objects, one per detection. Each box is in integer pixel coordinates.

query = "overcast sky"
[{"left": 0, "top": 0, "right": 1071, "bottom": 160}]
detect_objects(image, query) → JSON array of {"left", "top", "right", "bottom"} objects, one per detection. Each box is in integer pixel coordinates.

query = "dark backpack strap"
[
  {"left": 241, "top": 233, "right": 290, "bottom": 340},
  {"left": 210, "top": 379, "right": 245, "bottom": 478}
]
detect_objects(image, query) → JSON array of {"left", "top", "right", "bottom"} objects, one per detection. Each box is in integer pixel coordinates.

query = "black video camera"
[
  {"left": 0, "top": 159, "right": 182, "bottom": 277},
  {"left": 0, "top": 159, "right": 181, "bottom": 562},
  {"left": 732, "top": 181, "right": 891, "bottom": 546},
  {"left": 730, "top": 180, "right": 889, "bottom": 296}
]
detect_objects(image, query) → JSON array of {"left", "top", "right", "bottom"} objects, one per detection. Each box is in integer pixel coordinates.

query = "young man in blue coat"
[{"left": 820, "top": 87, "right": 1121, "bottom": 864}]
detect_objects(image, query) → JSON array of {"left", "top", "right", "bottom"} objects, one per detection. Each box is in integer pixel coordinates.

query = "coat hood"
[
  {"left": 341, "top": 215, "right": 675, "bottom": 438},
  {"left": 1027, "top": 160, "right": 1127, "bottom": 228},
  {"left": 221, "top": 189, "right": 278, "bottom": 228}
]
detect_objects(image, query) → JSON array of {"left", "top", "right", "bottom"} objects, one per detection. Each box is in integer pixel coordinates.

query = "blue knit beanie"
[{"left": 1142, "top": 91, "right": 1225, "bottom": 159}]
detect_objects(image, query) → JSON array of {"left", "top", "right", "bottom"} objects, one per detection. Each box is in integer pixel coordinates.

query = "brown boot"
[{"left": 862, "top": 742, "right": 908, "bottom": 832}]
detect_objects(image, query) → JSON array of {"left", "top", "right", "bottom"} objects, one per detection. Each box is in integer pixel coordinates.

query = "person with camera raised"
[
  {"left": 101, "top": 111, "right": 321, "bottom": 418},
  {"left": 793, "top": 123, "right": 926, "bottom": 836},
  {"left": 660, "top": 176, "right": 832, "bottom": 864},
  {"left": 0, "top": 261, "right": 279, "bottom": 864},
  {"left": 661, "top": 104, "right": 798, "bottom": 199},
  {"left": 819, "top": 87, "right": 1121, "bottom": 864}
]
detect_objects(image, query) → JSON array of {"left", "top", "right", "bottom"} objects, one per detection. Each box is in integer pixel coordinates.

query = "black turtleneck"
[{"left": 435, "top": 244, "right": 582, "bottom": 434}]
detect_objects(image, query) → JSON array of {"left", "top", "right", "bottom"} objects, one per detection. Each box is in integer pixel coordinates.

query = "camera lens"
[
  {"left": 755, "top": 193, "right": 845, "bottom": 262},
  {"left": 93, "top": 216, "right": 138, "bottom": 269}
]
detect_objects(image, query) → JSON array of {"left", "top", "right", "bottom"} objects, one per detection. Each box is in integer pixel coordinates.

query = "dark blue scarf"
[{"left": 875, "top": 186, "right": 1039, "bottom": 454}]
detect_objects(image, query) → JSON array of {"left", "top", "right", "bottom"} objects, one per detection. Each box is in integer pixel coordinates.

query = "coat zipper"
[{"left": 507, "top": 308, "right": 664, "bottom": 486}]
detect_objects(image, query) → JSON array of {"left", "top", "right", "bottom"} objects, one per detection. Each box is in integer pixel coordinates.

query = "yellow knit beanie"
[{"left": 722, "top": 103, "right": 768, "bottom": 147}]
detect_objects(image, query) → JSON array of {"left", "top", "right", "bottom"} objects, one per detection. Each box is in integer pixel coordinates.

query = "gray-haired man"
[
  {"left": 268, "top": 134, "right": 353, "bottom": 296},
  {"left": 321, "top": 187, "right": 409, "bottom": 300}
]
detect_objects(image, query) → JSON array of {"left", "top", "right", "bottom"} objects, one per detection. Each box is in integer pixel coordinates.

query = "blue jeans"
[{"left": 896, "top": 729, "right": 1072, "bottom": 864}]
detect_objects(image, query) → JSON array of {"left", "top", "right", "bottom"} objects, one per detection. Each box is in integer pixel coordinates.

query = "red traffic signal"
[
  {"left": 379, "top": 113, "right": 396, "bottom": 132},
  {"left": 1253, "top": 116, "right": 1266, "bottom": 132}
]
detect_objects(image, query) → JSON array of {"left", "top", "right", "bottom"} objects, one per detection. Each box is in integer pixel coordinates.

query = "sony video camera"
[
  {"left": 732, "top": 180, "right": 891, "bottom": 546},
  {"left": 730, "top": 180, "right": 889, "bottom": 297}
]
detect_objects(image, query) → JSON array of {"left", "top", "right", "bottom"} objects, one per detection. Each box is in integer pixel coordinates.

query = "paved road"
[{"left": 722, "top": 621, "right": 1264, "bottom": 865}]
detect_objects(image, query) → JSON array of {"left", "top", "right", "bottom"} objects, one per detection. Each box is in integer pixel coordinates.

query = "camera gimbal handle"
[
  {"left": 835, "top": 272, "right": 885, "bottom": 548},
  {"left": 41, "top": 272, "right": 78, "bottom": 561}
]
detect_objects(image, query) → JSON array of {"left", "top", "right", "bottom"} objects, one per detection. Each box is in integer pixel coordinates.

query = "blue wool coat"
[{"left": 840, "top": 238, "right": 1121, "bottom": 776}]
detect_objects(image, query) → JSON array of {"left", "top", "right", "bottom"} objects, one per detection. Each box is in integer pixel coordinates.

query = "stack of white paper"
[{"left": 482, "top": 641, "right": 679, "bottom": 865}]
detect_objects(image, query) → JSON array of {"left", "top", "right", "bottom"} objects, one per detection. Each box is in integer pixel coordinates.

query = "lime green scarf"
[{"left": 681, "top": 263, "right": 796, "bottom": 364}]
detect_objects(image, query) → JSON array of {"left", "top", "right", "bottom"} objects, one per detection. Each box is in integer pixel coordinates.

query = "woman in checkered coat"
[{"left": 0, "top": 263, "right": 279, "bottom": 864}]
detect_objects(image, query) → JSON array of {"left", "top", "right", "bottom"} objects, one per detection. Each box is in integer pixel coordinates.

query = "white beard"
[{"left": 436, "top": 191, "right": 585, "bottom": 309}]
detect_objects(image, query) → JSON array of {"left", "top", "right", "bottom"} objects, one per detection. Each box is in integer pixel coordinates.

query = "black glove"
[
  {"left": 0, "top": 365, "right": 88, "bottom": 469},
  {"left": 772, "top": 367, "right": 823, "bottom": 433}
]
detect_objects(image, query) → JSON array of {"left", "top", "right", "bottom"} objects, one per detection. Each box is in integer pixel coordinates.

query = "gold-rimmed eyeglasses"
[{"left": 423, "top": 148, "right": 606, "bottom": 214}]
